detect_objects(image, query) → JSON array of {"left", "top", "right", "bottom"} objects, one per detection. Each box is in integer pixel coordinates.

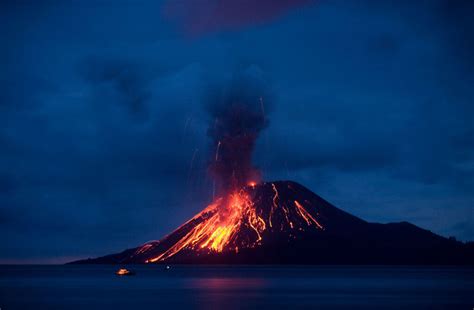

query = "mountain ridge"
[{"left": 71, "top": 181, "right": 473, "bottom": 265}]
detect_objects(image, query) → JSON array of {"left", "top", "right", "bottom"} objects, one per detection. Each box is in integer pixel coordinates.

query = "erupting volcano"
[
  {"left": 124, "top": 181, "right": 330, "bottom": 264},
  {"left": 72, "top": 70, "right": 473, "bottom": 265},
  {"left": 73, "top": 180, "right": 473, "bottom": 265}
]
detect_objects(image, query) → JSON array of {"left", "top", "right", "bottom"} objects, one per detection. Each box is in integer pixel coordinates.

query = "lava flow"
[
  {"left": 71, "top": 70, "right": 474, "bottom": 266},
  {"left": 132, "top": 181, "right": 325, "bottom": 264},
  {"left": 126, "top": 71, "right": 323, "bottom": 263},
  {"left": 145, "top": 189, "right": 264, "bottom": 262}
]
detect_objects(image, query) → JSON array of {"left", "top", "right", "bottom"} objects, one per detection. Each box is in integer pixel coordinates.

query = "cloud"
[
  {"left": 0, "top": 75, "right": 57, "bottom": 111},
  {"left": 163, "top": 0, "right": 315, "bottom": 35},
  {"left": 437, "top": 0, "right": 474, "bottom": 71},
  {"left": 79, "top": 57, "right": 155, "bottom": 118}
]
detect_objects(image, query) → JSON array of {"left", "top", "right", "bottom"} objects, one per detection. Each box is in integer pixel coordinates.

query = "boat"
[{"left": 115, "top": 268, "right": 135, "bottom": 276}]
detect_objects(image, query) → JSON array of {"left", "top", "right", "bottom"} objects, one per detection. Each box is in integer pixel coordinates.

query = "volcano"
[{"left": 72, "top": 181, "right": 473, "bottom": 265}]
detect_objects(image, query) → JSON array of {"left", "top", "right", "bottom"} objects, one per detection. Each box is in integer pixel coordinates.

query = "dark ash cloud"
[{"left": 206, "top": 66, "right": 272, "bottom": 193}]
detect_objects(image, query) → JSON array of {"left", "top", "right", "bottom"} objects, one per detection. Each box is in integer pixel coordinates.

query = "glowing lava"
[
  {"left": 139, "top": 182, "right": 324, "bottom": 263},
  {"left": 146, "top": 189, "right": 266, "bottom": 262}
]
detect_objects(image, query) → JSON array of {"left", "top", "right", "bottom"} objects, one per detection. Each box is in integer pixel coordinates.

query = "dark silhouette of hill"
[{"left": 71, "top": 181, "right": 473, "bottom": 265}]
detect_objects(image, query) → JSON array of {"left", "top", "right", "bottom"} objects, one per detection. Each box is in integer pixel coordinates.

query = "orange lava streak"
[
  {"left": 134, "top": 243, "right": 154, "bottom": 256},
  {"left": 269, "top": 183, "right": 279, "bottom": 228},
  {"left": 294, "top": 200, "right": 324, "bottom": 230},
  {"left": 147, "top": 191, "right": 265, "bottom": 263},
  {"left": 281, "top": 204, "right": 291, "bottom": 228},
  {"left": 248, "top": 210, "right": 266, "bottom": 243}
]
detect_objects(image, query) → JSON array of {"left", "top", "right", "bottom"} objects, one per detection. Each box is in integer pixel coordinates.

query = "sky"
[{"left": 1, "top": 0, "right": 473, "bottom": 264}]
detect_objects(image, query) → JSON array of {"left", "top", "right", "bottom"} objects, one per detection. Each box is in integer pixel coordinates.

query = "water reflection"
[
  {"left": 187, "top": 277, "right": 268, "bottom": 310},
  {"left": 0, "top": 265, "right": 472, "bottom": 310},
  {"left": 188, "top": 277, "right": 267, "bottom": 289}
]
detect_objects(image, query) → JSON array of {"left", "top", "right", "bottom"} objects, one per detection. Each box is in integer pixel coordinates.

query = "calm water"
[{"left": 0, "top": 265, "right": 472, "bottom": 309}]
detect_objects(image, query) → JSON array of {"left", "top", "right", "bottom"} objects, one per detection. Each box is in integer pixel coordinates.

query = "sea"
[{"left": 0, "top": 265, "right": 472, "bottom": 309}]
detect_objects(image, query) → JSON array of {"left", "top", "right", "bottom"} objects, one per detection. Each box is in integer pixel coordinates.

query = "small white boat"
[{"left": 115, "top": 268, "right": 135, "bottom": 276}]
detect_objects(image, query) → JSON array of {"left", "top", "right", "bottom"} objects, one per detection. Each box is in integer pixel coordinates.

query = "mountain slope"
[{"left": 72, "top": 181, "right": 473, "bottom": 265}]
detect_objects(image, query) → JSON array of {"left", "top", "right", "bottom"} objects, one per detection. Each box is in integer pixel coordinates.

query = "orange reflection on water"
[{"left": 188, "top": 277, "right": 267, "bottom": 290}]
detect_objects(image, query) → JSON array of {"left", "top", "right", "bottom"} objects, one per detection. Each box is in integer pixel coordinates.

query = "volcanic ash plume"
[
  {"left": 206, "top": 68, "right": 272, "bottom": 194},
  {"left": 74, "top": 70, "right": 345, "bottom": 264}
]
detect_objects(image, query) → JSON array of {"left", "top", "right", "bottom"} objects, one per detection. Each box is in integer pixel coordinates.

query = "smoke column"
[{"left": 206, "top": 67, "right": 272, "bottom": 194}]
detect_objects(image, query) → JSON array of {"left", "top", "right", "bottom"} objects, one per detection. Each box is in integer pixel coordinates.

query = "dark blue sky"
[{"left": 1, "top": 0, "right": 473, "bottom": 263}]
